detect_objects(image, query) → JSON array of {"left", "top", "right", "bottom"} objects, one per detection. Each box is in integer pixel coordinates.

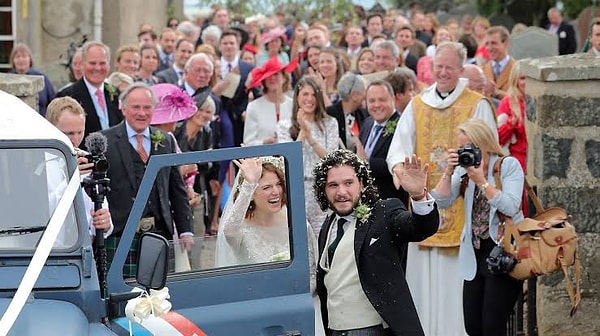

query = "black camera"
[
  {"left": 457, "top": 143, "right": 482, "bottom": 168},
  {"left": 486, "top": 245, "right": 516, "bottom": 275},
  {"left": 85, "top": 152, "right": 109, "bottom": 179}
]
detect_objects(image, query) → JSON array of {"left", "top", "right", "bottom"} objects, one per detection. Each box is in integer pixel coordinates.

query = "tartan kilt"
[{"left": 105, "top": 235, "right": 140, "bottom": 278}]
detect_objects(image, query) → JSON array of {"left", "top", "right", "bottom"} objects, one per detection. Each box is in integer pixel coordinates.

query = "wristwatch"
[{"left": 479, "top": 182, "right": 490, "bottom": 192}]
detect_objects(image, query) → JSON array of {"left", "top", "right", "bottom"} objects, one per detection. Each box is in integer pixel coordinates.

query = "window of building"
[{"left": 0, "top": 0, "right": 16, "bottom": 72}]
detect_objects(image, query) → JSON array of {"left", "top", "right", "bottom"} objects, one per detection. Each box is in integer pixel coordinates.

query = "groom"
[{"left": 312, "top": 150, "right": 439, "bottom": 336}]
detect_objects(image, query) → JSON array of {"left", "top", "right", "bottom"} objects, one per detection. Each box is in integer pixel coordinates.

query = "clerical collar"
[{"left": 436, "top": 88, "right": 455, "bottom": 100}]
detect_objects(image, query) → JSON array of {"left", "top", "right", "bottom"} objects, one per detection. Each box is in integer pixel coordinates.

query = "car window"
[
  {"left": 163, "top": 156, "right": 292, "bottom": 275},
  {"left": 0, "top": 148, "right": 78, "bottom": 250}
]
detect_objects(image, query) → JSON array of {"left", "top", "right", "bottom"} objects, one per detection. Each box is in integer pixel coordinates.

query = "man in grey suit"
[
  {"left": 156, "top": 39, "right": 195, "bottom": 85},
  {"left": 101, "top": 82, "right": 193, "bottom": 277}
]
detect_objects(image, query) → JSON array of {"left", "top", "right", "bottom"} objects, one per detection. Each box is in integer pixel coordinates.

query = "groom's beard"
[{"left": 328, "top": 197, "right": 361, "bottom": 217}]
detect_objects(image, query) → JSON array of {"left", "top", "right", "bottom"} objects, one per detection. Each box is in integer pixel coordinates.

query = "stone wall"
[
  {"left": 0, "top": 73, "right": 45, "bottom": 111},
  {"left": 521, "top": 53, "right": 600, "bottom": 335}
]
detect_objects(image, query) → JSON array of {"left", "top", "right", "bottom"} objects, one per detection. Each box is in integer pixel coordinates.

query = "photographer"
[
  {"left": 46, "top": 97, "right": 114, "bottom": 241},
  {"left": 431, "top": 118, "right": 524, "bottom": 336}
]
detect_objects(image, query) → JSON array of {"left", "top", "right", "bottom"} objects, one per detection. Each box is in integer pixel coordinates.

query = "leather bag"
[{"left": 493, "top": 157, "right": 581, "bottom": 316}]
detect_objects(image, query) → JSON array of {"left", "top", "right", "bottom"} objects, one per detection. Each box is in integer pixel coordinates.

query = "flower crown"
[{"left": 261, "top": 155, "right": 285, "bottom": 174}]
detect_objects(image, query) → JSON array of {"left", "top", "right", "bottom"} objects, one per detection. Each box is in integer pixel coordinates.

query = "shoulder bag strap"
[
  {"left": 523, "top": 177, "right": 545, "bottom": 214},
  {"left": 492, "top": 156, "right": 519, "bottom": 253}
]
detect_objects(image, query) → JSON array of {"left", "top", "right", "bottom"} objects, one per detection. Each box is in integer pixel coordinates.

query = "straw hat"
[{"left": 150, "top": 83, "right": 197, "bottom": 125}]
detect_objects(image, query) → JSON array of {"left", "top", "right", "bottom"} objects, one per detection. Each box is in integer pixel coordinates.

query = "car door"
[{"left": 107, "top": 142, "right": 314, "bottom": 335}]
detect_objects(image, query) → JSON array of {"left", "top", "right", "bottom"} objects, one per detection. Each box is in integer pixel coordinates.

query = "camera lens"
[{"left": 459, "top": 153, "right": 474, "bottom": 167}]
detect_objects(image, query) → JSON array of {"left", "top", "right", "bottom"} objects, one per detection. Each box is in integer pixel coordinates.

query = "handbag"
[{"left": 493, "top": 157, "right": 581, "bottom": 316}]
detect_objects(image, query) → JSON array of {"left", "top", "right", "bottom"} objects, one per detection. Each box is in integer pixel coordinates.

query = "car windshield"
[{"left": 0, "top": 148, "right": 78, "bottom": 250}]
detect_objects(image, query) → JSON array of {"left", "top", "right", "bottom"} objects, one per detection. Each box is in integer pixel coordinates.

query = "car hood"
[{"left": 0, "top": 298, "right": 89, "bottom": 335}]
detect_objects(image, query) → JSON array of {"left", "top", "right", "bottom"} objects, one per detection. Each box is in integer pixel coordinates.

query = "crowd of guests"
[{"left": 10, "top": 3, "right": 600, "bottom": 335}]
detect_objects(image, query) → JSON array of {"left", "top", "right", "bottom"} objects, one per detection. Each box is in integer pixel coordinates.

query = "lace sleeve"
[
  {"left": 325, "top": 117, "right": 339, "bottom": 152},
  {"left": 306, "top": 221, "right": 319, "bottom": 294},
  {"left": 221, "top": 180, "right": 257, "bottom": 249}
]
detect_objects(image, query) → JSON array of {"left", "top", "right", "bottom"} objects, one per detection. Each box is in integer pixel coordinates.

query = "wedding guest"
[
  {"left": 113, "top": 44, "right": 140, "bottom": 78},
  {"left": 243, "top": 57, "right": 297, "bottom": 146},
  {"left": 354, "top": 47, "right": 375, "bottom": 75},
  {"left": 156, "top": 28, "right": 177, "bottom": 72},
  {"left": 101, "top": 83, "right": 193, "bottom": 278},
  {"left": 56, "top": 41, "right": 122, "bottom": 139},
  {"left": 496, "top": 62, "right": 528, "bottom": 214},
  {"left": 326, "top": 72, "right": 368, "bottom": 151},
  {"left": 316, "top": 47, "right": 344, "bottom": 104},
  {"left": 107, "top": 72, "right": 133, "bottom": 92},
  {"left": 276, "top": 77, "right": 338, "bottom": 235},
  {"left": 135, "top": 44, "right": 160, "bottom": 85},
  {"left": 471, "top": 16, "right": 491, "bottom": 65},
  {"left": 431, "top": 118, "right": 524, "bottom": 336},
  {"left": 387, "top": 41, "right": 497, "bottom": 336},
  {"left": 10, "top": 42, "right": 56, "bottom": 116},
  {"left": 256, "top": 27, "right": 290, "bottom": 66},
  {"left": 46, "top": 96, "right": 113, "bottom": 241}
]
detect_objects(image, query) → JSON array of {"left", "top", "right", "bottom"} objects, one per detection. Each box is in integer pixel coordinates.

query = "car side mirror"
[{"left": 136, "top": 232, "right": 169, "bottom": 290}]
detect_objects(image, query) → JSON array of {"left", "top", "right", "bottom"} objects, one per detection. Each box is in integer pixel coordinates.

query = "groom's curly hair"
[{"left": 312, "top": 149, "right": 379, "bottom": 212}]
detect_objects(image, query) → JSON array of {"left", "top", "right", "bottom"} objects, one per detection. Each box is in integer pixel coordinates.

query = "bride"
[{"left": 215, "top": 156, "right": 325, "bottom": 336}]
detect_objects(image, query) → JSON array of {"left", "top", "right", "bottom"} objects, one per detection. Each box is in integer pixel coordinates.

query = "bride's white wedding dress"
[{"left": 216, "top": 179, "right": 326, "bottom": 336}]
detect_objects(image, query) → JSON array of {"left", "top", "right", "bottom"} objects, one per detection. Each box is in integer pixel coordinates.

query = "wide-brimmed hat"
[
  {"left": 246, "top": 56, "right": 299, "bottom": 90},
  {"left": 150, "top": 83, "right": 197, "bottom": 125},
  {"left": 260, "top": 27, "right": 287, "bottom": 45}
]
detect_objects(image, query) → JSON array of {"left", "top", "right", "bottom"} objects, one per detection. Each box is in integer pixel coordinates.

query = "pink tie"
[{"left": 95, "top": 89, "right": 106, "bottom": 114}]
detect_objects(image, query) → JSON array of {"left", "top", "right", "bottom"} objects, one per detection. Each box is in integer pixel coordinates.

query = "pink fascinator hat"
[{"left": 150, "top": 83, "right": 198, "bottom": 125}]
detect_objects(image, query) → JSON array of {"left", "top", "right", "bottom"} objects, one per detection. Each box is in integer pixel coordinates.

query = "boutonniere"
[
  {"left": 383, "top": 119, "right": 398, "bottom": 137},
  {"left": 355, "top": 203, "right": 372, "bottom": 224},
  {"left": 105, "top": 84, "right": 118, "bottom": 102},
  {"left": 150, "top": 130, "right": 166, "bottom": 151}
]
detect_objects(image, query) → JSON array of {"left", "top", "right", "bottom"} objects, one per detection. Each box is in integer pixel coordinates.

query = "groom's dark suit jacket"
[
  {"left": 316, "top": 198, "right": 439, "bottom": 336},
  {"left": 101, "top": 122, "right": 192, "bottom": 237},
  {"left": 56, "top": 79, "right": 122, "bottom": 142}
]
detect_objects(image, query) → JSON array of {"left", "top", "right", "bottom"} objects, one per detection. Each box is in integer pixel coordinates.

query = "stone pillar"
[
  {"left": 521, "top": 53, "right": 600, "bottom": 335},
  {"left": 0, "top": 73, "right": 45, "bottom": 111}
]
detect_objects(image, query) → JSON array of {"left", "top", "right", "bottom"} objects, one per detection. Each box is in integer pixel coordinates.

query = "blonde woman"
[
  {"left": 496, "top": 62, "right": 527, "bottom": 171},
  {"left": 432, "top": 118, "right": 524, "bottom": 336}
]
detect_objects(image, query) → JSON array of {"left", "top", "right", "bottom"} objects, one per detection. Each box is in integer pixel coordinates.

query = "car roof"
[{"left": 0, "top": 90, "right": 74, "bottom": 151}]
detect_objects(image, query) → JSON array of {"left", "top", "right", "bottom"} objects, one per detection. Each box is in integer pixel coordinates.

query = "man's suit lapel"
[
  {"left": 74, "top": 80, "right": 101, "bottom": 135},
  {"left": 497, "top": 58, "right": 514, "bottom": 89},
  {"left": 149, "top": 127, "right": 171, "bottom": 198},
  {"left": 371, "top": 112, "right": 399, "bottom": 156},
  {"left": 115, "top": 123, "right": 138, "bottom": 189},
  {"left": 103, "top": 83, "right": 121, "bottom": 127},
  {"left": 359, "top": 118, "right": 373, "bottom": 145},
  {"left": 353, "top": 205, "right": 376, "bottom": 258},
  {"left": 318, "top": 214, "right": 336, "bottom": 255}
]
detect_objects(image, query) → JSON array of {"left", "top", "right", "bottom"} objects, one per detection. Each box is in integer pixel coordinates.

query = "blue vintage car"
[{"left": 0, "top": 90, "right": 314, "bottom": 335}]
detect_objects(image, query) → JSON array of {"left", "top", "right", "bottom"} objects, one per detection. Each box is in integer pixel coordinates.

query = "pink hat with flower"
[
  {"left": 260, "top": 27, "right": 287, "bottom": 45},
  {"left": 150, "top": 83, "right": 198, "bottom": 125}
]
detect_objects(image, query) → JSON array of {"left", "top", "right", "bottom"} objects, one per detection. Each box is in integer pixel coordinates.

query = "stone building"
[{"left": 0, "top": 0, "right": 183, "bottom": 87}]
